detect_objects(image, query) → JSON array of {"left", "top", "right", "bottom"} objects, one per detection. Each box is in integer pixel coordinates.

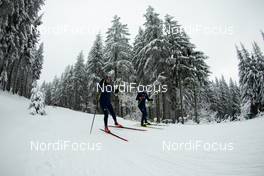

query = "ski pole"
[
  {"left": 90, "top": 109, "right": 96, "bottom": 134},
  {"left": 90, "top": 93, "right": 100, "bottom": 134}
]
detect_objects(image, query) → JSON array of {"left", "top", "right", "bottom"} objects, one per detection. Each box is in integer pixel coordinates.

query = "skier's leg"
[
  {"left": 141, "top": 112, "right": 144, "bottom": 126},
  {"left": 143, "top": 106, "right": 148, "bottom": 123},
  {"left": 100, "top": 103, "right": 109, "bottom": 128},
  {"left": 108, "top": 103, "right": 118, "bottom": 125},
  {"left": 103, "top": 108, "right": 109, "bottom": 127},
  {"left": 138, "top": 105, "right": 145, "bottom": 125}
]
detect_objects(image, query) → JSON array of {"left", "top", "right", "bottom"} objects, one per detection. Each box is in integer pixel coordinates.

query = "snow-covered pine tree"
[
  {"left": 237, "top": 32, "right": 264, "bottom": 118},
  {"left": 29, "top": 81, "right": 46, "bottom": 115},
  {"left": 32, "top": 43, "right": 44, "bottom": 81},
  {"left": 238, "top": 44, "right": 260, "bottom": 118},
  {"left": 133, "top": 6, "right": 168, "bottom": 122},
  {"left": 188, "top": 50, "right": 210, "bottom": 123},
  {"left": 202, "top": 77, "right": 241, "bottom": 122},
  {"left": 43, "top": 65, "right": 76, "bottom": 109},
  {"left": 41, "top": 81, "right": 52, "bottom": 105},
  {"left": 252, "top": 42, "right": 264, "bottom": 110},
  {"left": 61, "top": 65, "right": 75, "bottom": 109},
  {"left": 50, "top": 76, "right": 62, "bottom": 106},
  {"left": 163, "top": 13, "right": 211, "bottom": 123},
  {"left": 0, "top": 0, "right": 45, "bottom": 97},
  {"left": 229, "top": 78, "right": 241, "bottom": 120},
  {"left": 132, "top": 27, "right": 145, "bottom": 74},
  {"left": 104, "top": 15, "right": 133, "bottom": 81},
  {"left": 163, "top": 14, "right": 183, "bottom": 123},
  {"left": 73, "top": 51, "right": 86, "bottom": 111},
  {"left": 219, "top": 76, "right": 231, "bottom": 121},
  {"left": 237, "top": 45, "right": 250, "bottom": 117},
  {"left": 198, "top": 80, "right": 216, "bottom": 122},
  {"left": 104, "top": 15, "right": 134, "bottom": 115},
  {"left": 86, "top": 33, "right": 105, "bottom": 112},
  {"left": 135, "top": 6, "right": 167, "bottom": 84},
  {"left": 0, "top": 69, "right": 8, "bottom": 89}
]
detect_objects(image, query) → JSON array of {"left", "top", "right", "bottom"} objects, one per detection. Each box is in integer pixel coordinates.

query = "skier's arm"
[
  {"left": 136, "top": 93, "right": 139, "bottom": 101},
  {"left": 146, "top": 93, "right": 153, "bottom": 101},
  {"left": 99, "top": 79, "right": 105, "bottom": 87}
]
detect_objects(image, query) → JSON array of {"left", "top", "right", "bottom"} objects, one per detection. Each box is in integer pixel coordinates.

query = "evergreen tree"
[
  {"left": 41, "top": 81, "right": 52, "bottom": 105},
  {"left": 73, "top": 51, "right": 86, "bottom": 111},
  {"left": 104, "top": 15, "right": 134, "bottom": 115},
  {"left": 29, "top": 81, "right": 46, "bottom": 115},
  {"left": 133, "top": 27, "right": 145, "bottom": 72},
  {"left": 50, "top": 76, "right": 61, "bottom": 106},
  {"left": 32, "top": 43, "right": 44, "bottom": 81},
  {"left": 0, "top": 0, "right": 45, "bottom": 97},
  {"left": 238, "top": 44, "right": 259, "bottom": 117},
  {"left": 252, "top": 42, "right": 264, "bottom": 109},
  {"left": 104, "top": 15, "right": 132, "bottom": 81},
  {"left": 229, "top": 78, "right": 241, "bottom": 120},
  {"left": 86, "top": 34, "right": 105, "bottom": 111},
  {"left": 63, "top": 65, "right": 75, "bottom": 109},
  {"left": 135, "top": 6, "right": 166, "bottom": 84},
  {"left": 133, "top": 6, "right": 167, "bottom": 122}
]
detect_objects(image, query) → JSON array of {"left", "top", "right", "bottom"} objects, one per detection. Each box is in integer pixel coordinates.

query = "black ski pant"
[
  {"left": 100, "top": 102, "right": 117, "bottom": 128},
  {"left": 138, "top": 105, "right": 148, "bottom": 125}
]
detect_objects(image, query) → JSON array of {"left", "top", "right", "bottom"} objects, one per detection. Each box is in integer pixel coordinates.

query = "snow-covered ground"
[{"left": 0, "top": 91, "right": 264, "bottom": 176}]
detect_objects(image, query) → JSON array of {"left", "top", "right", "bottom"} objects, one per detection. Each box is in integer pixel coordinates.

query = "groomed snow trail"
[{"left": 0, "top": 91, "right": 264, "bottom": 176}]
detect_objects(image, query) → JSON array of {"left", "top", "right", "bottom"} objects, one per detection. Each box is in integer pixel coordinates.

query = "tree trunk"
[
  {"left": 113, "top": 52, "right": 119, "bottom": 115},
  {"left": 12, "top": 56, "right": 23, "bottom": 95},
  {"left": 162, "top": 92, "right": 166, "bottom": 121},
  {"left": 23, "top": 70, "right": 29, "bottom": 97},
  {"left": 193, "top": 84, "right": 198, "bottom": 123},
  {"left": 120, "top": 100, "right": 124, "bottom": 118},
  {"left": 156, "top": 94, "right": 161, "bottom": 123},
  {"left": 6, "top": 60, "right": 16, "bottom": 91},
  {"left": 173, "top": 80, "right": 179, "bottom": 124},
  {"left": 179, "top": 78, "right": 184, "bottom": 124},
  {"left": 0, "top": 58, "right": 5, "bottom": 76}
]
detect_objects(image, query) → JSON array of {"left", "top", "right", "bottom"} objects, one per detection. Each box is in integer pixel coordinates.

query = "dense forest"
[
  {"left": 1, "top": 3, "right": 263, "bottom": 123},
  {"left": 40, "top": 7, "right": 264, "bottom": 123},
  {"left": 0, "top": 0, "right": 44, "bottom": 97}
]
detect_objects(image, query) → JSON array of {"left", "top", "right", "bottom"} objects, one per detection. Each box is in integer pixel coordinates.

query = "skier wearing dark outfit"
[
  {"left": 99, "top": 76, "right": 122, "bottom": 133},
  {"left": 136, "top": 91, "right": 153, "bottom": 126}
]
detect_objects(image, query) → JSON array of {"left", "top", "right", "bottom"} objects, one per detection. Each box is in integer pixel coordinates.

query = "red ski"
[
  {"left": 108, "top": 125, "right": 147, "bottom": 131},
  {"left": 100, "top": 129, "right": 128, "bottom": 142}
]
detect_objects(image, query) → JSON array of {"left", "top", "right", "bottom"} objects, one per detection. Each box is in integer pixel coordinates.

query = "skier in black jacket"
[
  {"left": 136, "top": 91, "right": 153, "bottom": 126},
  {"left": 98, "top": 76, "right": 122, "bottom": 133}
]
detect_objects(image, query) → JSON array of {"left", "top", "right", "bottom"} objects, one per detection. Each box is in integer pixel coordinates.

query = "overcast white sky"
[{"left": 39, "top": 0, "right": 264, "bottom": 83}]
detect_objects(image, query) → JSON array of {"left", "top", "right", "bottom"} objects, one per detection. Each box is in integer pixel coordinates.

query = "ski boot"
[
  {"left": 115, "top": 122, "right": 123, "bottom": 128},
  {"left": 104, "top": 127, "right": 111, "bottom": 133},
  {"left": 145, "top": 122, "right": 151, "bottom": 125}
]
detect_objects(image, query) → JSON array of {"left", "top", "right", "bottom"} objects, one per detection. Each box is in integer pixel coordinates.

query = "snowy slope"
[{"left": 0, "top": 91, "right": 264, "bottom": 176}]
